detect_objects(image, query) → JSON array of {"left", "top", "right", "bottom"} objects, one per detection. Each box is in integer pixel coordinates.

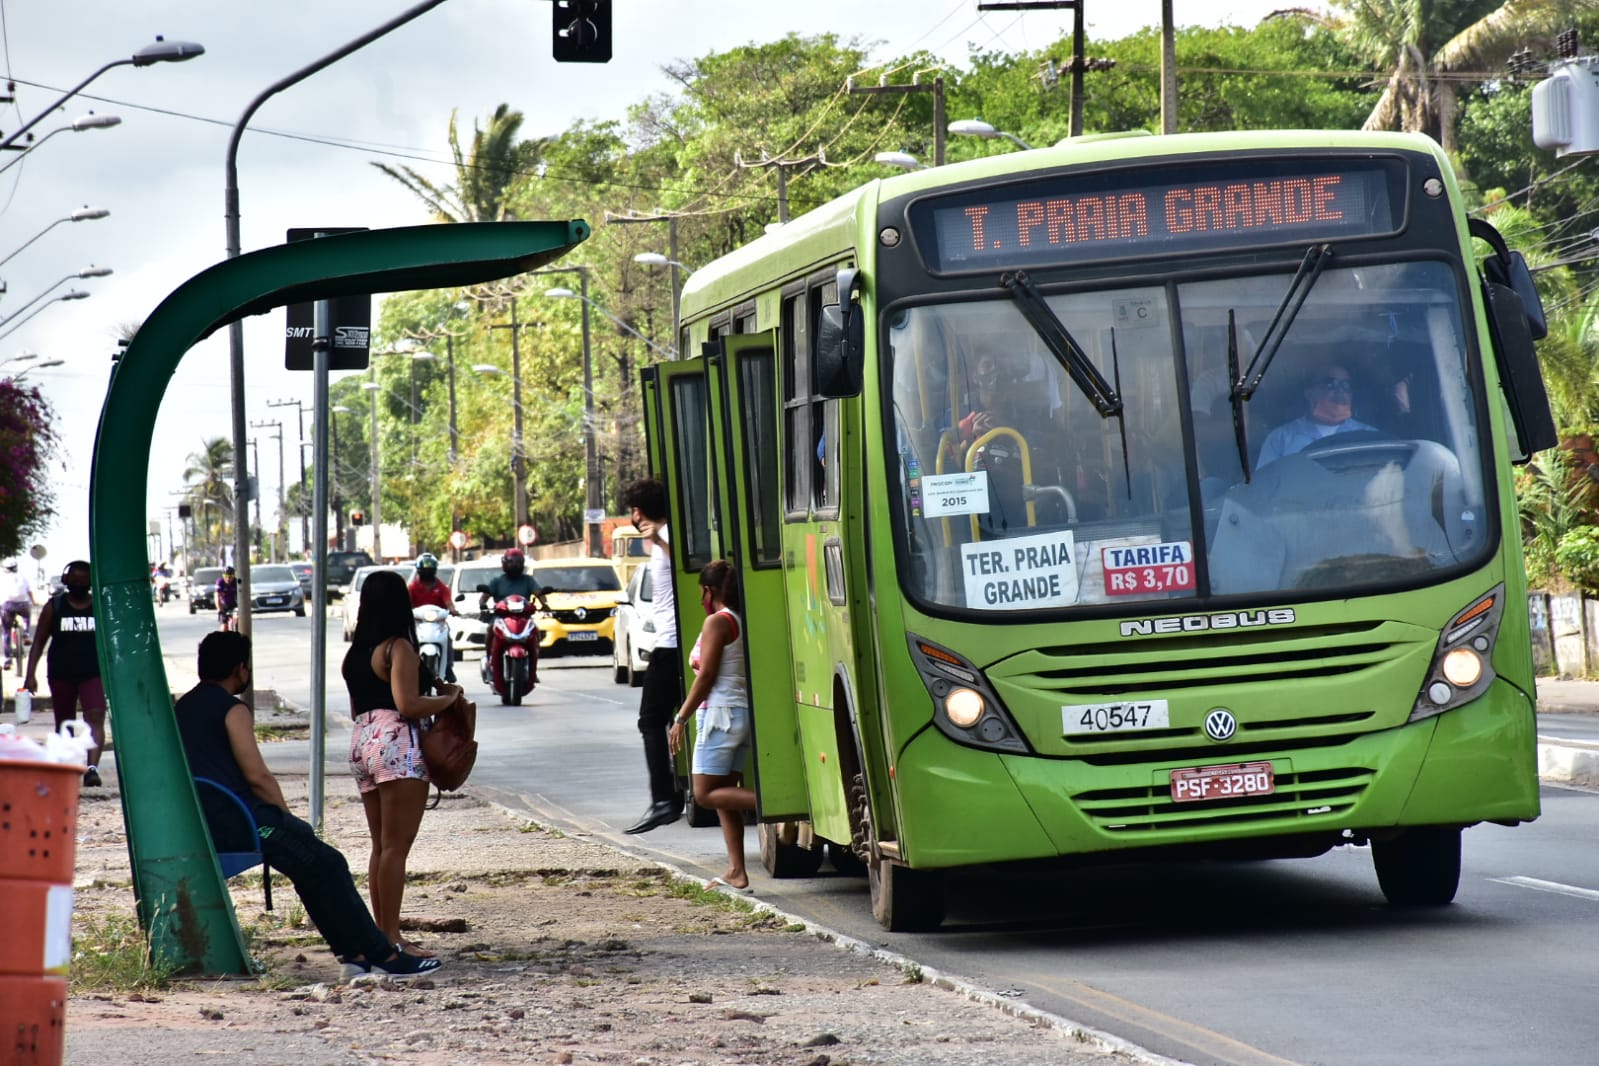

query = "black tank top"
[
  {"left": 47, "top": 593, "right": 100, "bottom": 680},
  {"left": 341, "top": 638, "right": 432, "bottom": 718}
]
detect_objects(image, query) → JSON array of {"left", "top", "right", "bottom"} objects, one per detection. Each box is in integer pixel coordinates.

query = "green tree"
[
  {"left": 182, "top": 438, "right": 234, "bottom": 562},
  {"left": 373, "top": 103, "right": 542, "bottom": 222},
  {"left": 0, "top": 378, "right": 58, "bottom": 559},
  {"left": 1337, "top": 0, "right": 1577, "bottom": 155}
]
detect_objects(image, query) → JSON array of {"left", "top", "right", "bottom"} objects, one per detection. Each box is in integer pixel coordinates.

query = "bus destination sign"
[{"left": 915, "top": 159, "right": 1399, "bottom": 272}]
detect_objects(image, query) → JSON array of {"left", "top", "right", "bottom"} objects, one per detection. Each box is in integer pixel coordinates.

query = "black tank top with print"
[{"left": 47, "top": 593, "right": 100, "bottom": 680}]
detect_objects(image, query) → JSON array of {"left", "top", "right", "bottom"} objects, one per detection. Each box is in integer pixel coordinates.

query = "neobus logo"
[{"left": 1120, "top": 608, "right": 1296, "bottom": 638}]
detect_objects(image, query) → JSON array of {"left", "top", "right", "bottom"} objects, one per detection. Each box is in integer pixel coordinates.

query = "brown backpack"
[{"left": 420, "top": 696, "right": 477, "bottom": 791}]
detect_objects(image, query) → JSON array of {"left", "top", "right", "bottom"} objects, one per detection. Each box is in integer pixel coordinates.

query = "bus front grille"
[{"left": 1073, "top": 766, "right": 1374, "bottom": 834}]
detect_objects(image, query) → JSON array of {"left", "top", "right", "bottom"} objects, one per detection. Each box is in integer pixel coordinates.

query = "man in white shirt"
[
  {"left": 620, "top": 478, "right": 682, "bottom": 835},
  {"left": 1256, "top": 363, "right": 1377, "bottom": 468},
  {"left": 1, "top": 560, "right": 33, "bottom": 665}
]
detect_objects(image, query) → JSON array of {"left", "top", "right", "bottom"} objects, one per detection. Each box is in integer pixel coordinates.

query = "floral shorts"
[{"left": 349, "top": 709, "right": 430, "bottom": 795}]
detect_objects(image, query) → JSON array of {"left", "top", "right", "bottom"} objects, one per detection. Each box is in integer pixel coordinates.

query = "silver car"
[
  {"left": 250, "top": 565, "right": 307, "bottom": 617},
  {"left": 611, "top": 563, "right": 656, "bottom": 687}
]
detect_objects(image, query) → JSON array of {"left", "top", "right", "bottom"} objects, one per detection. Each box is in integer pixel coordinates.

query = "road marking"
[{"left": 1490, "top": 875, "right": 1599, "bottom": 902}]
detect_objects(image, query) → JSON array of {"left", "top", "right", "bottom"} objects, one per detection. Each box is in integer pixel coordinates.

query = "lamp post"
[
  {"left": 541, "top": 279, "right": 602, "bottom": 557},
  {"left": 632, "top": 252, "right": 689, "bottom": 357},
  {"left": 947, "top": 118, "right": 1034, "bottom": 150},
  {"left": 0, "top": 114, "right": 121, "bottom": 178},
  {"left": 0, "top": 266, "right": 112, "bottom": 329},
  {"left": 0, "top": 207, "right": 108, "bottom": 273},
  {"left": 360, "top": 381, "right": 383, "bottom": 560},
  {"left": 0, "top": 37, "right": 202, "bottom": 152},
  {"left": 223, "top": 1, "right": 448, "bottom": 652},
  {"left": 484, "top": 303, "right": 530, "bottom": 531},
  {"left": 10, "top": 358, "right": 65, "bottom": 383},
  {"left": 875, "top": 151, "right": 926, "bottom": 171},
  {"left": 268, "top": 398, "right": 311, "bottom": 553},
  {"left": 0, "top": 290, "right": 90, "bottom": 344}
]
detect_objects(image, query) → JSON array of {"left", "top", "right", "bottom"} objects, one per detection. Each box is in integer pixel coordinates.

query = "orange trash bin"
[{"left": 0, "top": 753, "right": 84, "bottom": 1066}]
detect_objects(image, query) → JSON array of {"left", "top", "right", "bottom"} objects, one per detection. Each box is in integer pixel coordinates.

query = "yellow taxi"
[{"left": 528, "top": 558, "right": 623, "bottom": 653}]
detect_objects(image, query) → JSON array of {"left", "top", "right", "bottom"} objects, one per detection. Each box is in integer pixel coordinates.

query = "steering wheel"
[{"left": 1299, "top": 431, "right": 1417, "bottom": 471}]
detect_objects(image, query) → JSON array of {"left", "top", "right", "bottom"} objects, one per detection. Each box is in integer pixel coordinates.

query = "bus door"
[
  {"left": 647, "top": 360, "right": 719, "bottom": 707},
  {"left": 705, "top": 334, "right": 808, "bottom": 818}
]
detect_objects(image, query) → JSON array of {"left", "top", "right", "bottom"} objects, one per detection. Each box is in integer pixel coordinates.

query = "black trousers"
[
  {"left": 637, "top": 647, "right": 683, "bottom": 807},
  {"left": 256, "top": 806, "right": 391, "bottom": 962}
]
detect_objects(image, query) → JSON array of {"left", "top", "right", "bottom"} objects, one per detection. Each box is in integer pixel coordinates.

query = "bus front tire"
[
  {"left": 870, "top": 858, "right": 944, "bottom": 932},
  {"left": 758, "top": 822, "right": 823, "bottom": 878},
  {"left": 1373, "top": 826, "right": 1461, "bottom": 906}
]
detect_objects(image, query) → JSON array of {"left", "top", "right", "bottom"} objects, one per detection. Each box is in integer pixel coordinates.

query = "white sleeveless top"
[{"left": 701, "top": 607, "right": 747, "bottom": 709}]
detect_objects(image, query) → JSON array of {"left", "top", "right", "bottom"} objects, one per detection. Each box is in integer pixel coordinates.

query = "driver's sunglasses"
[{"left": 1314, "top": 377, "right": 1354, "bottom": 395}]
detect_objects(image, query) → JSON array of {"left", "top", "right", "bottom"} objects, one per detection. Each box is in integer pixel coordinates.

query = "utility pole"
[
  {"left": 246, "top": 436, "right": 262, "bottom": 561},
  {"left": 979, "top": 1, "right": 1098, "bottom": 137},
  {"left": 607, "top": 211, "right": 682, "bottom": 352},
  {"left": 735, "top": 151, "right": 823, "bottom": 223},
  {"left": 486, "top": 299, "right": 529, "bottom": 530},
  {"left": 251, "top": 419, "right": 285, "bottom": 561},
  {"left": 268, "top": 398, "right": 310, "bottom": 552},
  {"left": 848, "top": 72, "right": 946, "bottom": 165}
]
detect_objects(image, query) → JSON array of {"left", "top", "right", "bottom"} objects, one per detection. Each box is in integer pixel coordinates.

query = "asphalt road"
[{"left": 154, "top": 605, "right": 1599, "bottom": 1066}]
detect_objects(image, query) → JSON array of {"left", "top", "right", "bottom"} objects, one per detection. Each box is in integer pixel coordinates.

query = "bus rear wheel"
[
  {"left": 759, "top": 821, "right": 823, "bottom": 878},
  {"left": 1373, "top": 826, "right": 1461, "bottom": 906},
  {"left": 870, "top": 858, "right": 945, "bottom": 932}
]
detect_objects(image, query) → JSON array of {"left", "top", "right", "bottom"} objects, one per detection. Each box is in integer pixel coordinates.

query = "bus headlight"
[
  {"left": 906, "top": 634, "right": 1029, "bottom": 754},
  {"left": 945, "top": 687, "right": 985, "bottom": 727},
  {"left": 1411, "top": 585, "right": 1502, "bottom": 722}
]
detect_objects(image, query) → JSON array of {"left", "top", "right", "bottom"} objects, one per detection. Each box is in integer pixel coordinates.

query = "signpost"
[{"left": 517, "top": 524, "right": 537, "bottom": 546}]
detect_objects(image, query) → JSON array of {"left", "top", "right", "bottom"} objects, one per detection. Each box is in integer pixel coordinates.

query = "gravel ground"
[{"left": 61, "top": 755, "right": 1156, "bottom": 1066}]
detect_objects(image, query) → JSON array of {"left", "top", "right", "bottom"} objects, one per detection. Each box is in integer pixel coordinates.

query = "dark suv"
[{"left": 326, "top": 551, "right": 374, "bottom": 599}]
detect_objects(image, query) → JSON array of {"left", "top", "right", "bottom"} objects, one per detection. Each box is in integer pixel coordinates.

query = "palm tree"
[
  {"left": 372, "top": 103, "right": 541, "bottom": 222},
  {"left": 183, "top": 437, "right": 235, "bottom": 560},
  {"left": 1340, "top": 0, "right": 1576, "bottom": 156}
]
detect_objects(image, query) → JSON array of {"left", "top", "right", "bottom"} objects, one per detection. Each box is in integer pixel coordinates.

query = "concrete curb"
[{"left": 1537, "top": 738, "right": 1599, "bottom": 789}]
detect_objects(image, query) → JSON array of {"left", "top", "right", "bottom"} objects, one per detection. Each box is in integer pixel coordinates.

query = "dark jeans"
[
  {"left": 255, "top": 805, "right": 391, "bottom": 962},
  {"left": 638, "top": 648, "right": 683, "bottom": 807}
]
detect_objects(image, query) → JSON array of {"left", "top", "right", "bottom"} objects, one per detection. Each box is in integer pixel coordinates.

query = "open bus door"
[{"left": 704, "top": 335, "right": 815, "bottom": 874}]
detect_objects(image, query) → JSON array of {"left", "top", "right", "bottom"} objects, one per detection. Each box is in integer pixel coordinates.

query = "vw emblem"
[
  {"left": 1203, "top": 709, "right": 1237, "bottom": 742},
  {"left": 574, "top": 607, "right": 587, "bottom": 621}
]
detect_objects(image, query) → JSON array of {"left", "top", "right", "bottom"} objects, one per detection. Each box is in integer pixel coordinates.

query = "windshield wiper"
[
  {"left": 1226, "top": 243, "right": 1333, "bottom": 482},
  {"left": 1000, "top": 269, "right": 1131, "bottom": 498}
]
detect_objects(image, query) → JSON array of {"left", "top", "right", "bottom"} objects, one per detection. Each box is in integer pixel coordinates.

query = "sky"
[{"left": 0, "top": 0, "right": 1310, "bottom": 569}]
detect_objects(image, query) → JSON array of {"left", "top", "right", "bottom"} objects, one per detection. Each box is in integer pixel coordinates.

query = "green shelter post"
[{"left": 90, "top": 220, "right": 589, "bottom": 974}]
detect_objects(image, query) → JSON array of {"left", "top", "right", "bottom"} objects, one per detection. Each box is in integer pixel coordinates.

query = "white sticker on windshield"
[
  {"left": 921, "top": 471, "right": 991, "bottom": 517},
  {"left": 962, "top": 529, "right": 1079, "bottom": 610}
]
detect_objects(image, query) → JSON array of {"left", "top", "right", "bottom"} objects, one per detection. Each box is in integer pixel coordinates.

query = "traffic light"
[
  {"left": 552, "top": 0, "right": 610, "bottom": 63},
  {"left": 350, "top": 510, "right": 365, "bottom": 526}
]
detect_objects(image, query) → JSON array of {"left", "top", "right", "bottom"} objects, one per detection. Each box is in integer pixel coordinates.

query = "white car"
[
  {"left": 448, "top": 556, "right": 504, "bottom": 661},
  {"left": 611, "top": 563, "right": 656, "bottom": 687},
  {"left": 341, "top": 564, "right": 413, "bottom": 641}
]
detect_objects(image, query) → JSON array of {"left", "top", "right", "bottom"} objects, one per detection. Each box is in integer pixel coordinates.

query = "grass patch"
[{"left": 70, "top": 913, "right": 179, "bottom": 994}]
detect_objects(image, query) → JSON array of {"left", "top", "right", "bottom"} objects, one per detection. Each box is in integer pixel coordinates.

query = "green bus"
[{"left": 645, "top": 130, "right": 1556, "bottom": 931}]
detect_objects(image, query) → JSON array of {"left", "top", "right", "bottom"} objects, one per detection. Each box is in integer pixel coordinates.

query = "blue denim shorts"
[{"left": 691, "top": 705, "right": 751, "bottom": 776}]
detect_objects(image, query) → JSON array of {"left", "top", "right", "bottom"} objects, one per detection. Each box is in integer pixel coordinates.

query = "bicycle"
[{"left": 4, "top": 609, "right": 26, "bottom": 676}]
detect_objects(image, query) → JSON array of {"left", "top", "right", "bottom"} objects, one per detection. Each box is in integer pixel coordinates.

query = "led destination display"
[{"left": 915, "top": 158, "right": 1401, "bottom": 271}]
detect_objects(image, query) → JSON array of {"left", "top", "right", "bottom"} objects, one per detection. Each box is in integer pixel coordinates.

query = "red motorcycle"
[{"left": 479, "top": 594, "right": 544, "bottom": 705}]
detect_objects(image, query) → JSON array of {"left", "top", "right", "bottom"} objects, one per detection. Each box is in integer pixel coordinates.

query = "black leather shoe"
[{"left": 624, "top": 801, "right": 682, "bottom": 835}]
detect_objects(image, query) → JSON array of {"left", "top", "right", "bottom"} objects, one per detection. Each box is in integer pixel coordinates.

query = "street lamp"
[
  {"left": 0, "top": 266, "right": 113, "bottom": 328},
  {"left": 632, "top": 252, "right": 689, "bottom": 355},
  {"left": 360, "top": 381, "right": 383, "bottom": 560},
  {"left": 0, "top": 38, "right": 203, "bottom": 152},
  {"left": 948, "top": 118, "right": 1034, "bottom": 151},
  {"left": 0, "top": 290, "right": 90, "bottom": 344},
  {"left": 875, "top": 151, "right": 926, "bottom": 171},
  {"left": 541, "top": 283, "right": 603, "bottom": 557},
  {"left": 0, "top": 207, "right": 109, "bottom": 272},
  {"left": 0, "top": 114, "right": 121, "bottom": 178},
  {"left": 10, "top": 359, "right": 66, "bottom": 383}
]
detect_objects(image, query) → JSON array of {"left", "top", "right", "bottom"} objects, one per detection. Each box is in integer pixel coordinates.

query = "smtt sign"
[{"left": 284, "top": 227, "right": 372, "bottom": 370}]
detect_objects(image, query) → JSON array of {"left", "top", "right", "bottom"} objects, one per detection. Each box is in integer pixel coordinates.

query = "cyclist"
[
  {"left": 215, "top": 566, "right": 240, "bottom": 631},
  {"left": 1, "top": 559, "right": 33, "bottom": 669}
]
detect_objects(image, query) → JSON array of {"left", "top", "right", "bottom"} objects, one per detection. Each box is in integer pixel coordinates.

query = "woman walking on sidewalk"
[
  {"left": 668, "top": 561, "right": 757, "bottom": 892},
  {"left": 343, "top": 569, "right": 464, "bottom": 955}
]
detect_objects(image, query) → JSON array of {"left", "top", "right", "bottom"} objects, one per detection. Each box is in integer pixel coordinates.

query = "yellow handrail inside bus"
[
  {"left": 966, "top": 426, "right": 1036, "bottom": 541},
  {"left": 935, "top": 429, "right": 961, "bottom": 547}
]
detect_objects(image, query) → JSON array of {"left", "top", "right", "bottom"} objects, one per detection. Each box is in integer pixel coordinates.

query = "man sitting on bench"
[{"left": 174, "top": 630, "right": 441, "bottom": 981}]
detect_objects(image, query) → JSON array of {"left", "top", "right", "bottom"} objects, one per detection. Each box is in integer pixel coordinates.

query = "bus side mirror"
[
  {"left": 1483, "top": 280, "right": 1557, "bottom": 461},
  {"left": 815, "top": 267, "right": 864, "bottom": 398}
]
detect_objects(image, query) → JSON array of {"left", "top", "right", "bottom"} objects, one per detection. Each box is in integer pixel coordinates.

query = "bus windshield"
[{"left": 887, "top": 259, "right": 1491, "bottom": 613}]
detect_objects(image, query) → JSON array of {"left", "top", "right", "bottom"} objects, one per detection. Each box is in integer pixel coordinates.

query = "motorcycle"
[
  {"left": 153, "top": 573, "right": 173, "bottom": 606},
  {"left": 479, "top": 593, "right": 545, "bottom": 706},
  {"left": 413, "top": 604, "right": 452, "bottom": 684}
]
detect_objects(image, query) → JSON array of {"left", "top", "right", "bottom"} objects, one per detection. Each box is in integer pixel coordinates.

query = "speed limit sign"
[
  {"left": 449, "top": 530, "right": 467, "bottom": 549},
  {"left": 517, "top": 524, "right": 537, "bottom": 545}
]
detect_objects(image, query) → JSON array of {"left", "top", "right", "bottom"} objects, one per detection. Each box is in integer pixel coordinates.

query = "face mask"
[{"left": 65, "top": 582, "right": 90, "bottom": 596}]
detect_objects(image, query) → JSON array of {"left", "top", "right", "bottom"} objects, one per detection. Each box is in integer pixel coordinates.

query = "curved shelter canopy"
[{"left": 90, "top": 220, "right": 589, "bottom": 974}]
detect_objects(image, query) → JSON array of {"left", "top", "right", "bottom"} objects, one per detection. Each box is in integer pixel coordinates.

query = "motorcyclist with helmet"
[
  {"left": 407, "top": 552, "right": 455, "bottom": 681},
  {"left": 479, "top": 548, "right": 544, "bottom": 691}
]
